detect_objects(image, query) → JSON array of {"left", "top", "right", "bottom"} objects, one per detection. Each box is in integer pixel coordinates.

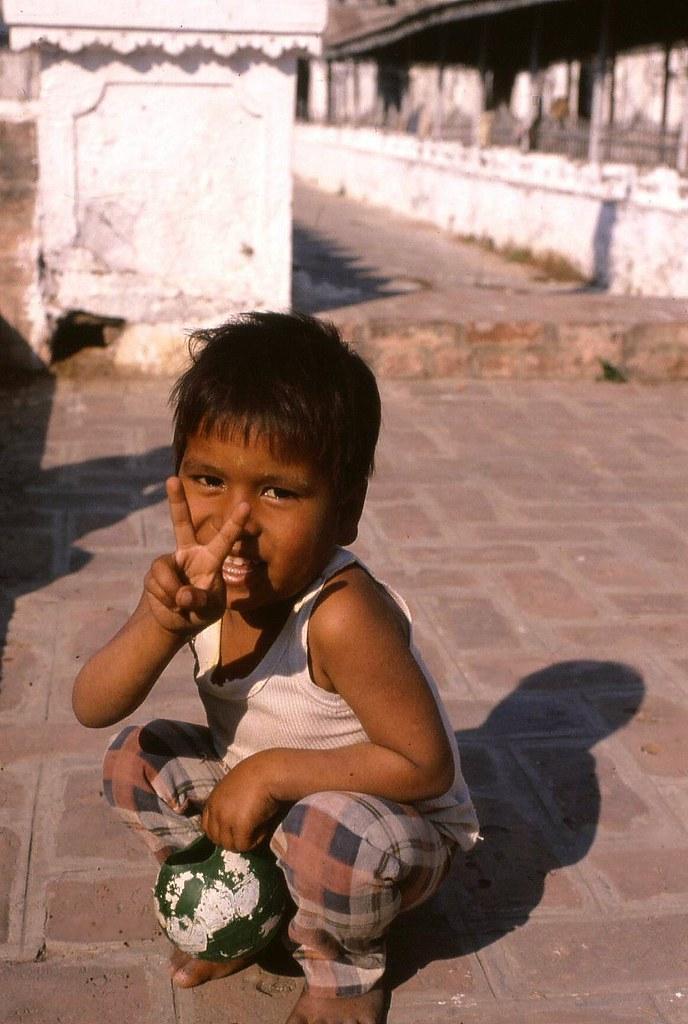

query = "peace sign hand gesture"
[{"left": 142, "top": 477, "right": 250, "bottom": 636}]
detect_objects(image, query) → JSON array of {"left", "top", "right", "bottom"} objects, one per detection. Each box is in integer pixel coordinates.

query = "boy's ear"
[{"left": 336, "top": 481, "right": 368, "bottom": 546}]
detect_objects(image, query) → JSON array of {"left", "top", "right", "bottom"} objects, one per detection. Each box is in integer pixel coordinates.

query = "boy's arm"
[
  {"left": 72, "top": 589, "right": 187, "bottom": 728},
  {"left": 72, "top": 478, "right": 252, "bottom": 728},
  {"left": 202, "top": 567, "right": 456, "bottom": 850}
]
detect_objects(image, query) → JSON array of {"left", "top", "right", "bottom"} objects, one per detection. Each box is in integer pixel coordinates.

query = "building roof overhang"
[{"left": 325, "top": 0, "right": 575, "bottom": 57}]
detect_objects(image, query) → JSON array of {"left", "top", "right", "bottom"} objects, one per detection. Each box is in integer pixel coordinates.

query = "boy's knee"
[
  {"left": 271, "top": 791, "right": 402, "bottom": 895},
  {"left": 101, "top": 721, "right": 173, "bottom": 805},
  {"left": 102, "top": 723, "right": 146, "bottom": 808}
]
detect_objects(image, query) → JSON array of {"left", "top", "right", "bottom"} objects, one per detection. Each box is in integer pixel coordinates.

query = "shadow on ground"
[
  {"left": 0, "top": 374, "right": 170, "bottom": 696},
  {"left": 292, "top": 221, "right": 410, "bottom": 313},
  {"left": 386, "top": 659, "right": 645, "bottom": 986}
]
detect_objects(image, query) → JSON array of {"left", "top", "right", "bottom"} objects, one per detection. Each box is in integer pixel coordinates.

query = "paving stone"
[
  {"left": 0, "top": 625, "right": 52, "bottom": 715},
  {"left": 515, "top": 744, "right": 651, "bottom": 836},
  {"left": 589, "top": 846, "right": 688, "bottom": 902},
  {"left": 46, "top": 874, "right": 159, "bottom": 944},
  {"left": 68, "top": 510, "right": 143, "bottom": 550},
  {"left": 501, "top": 568, "right": 599, "bottom": 619},
  {"left": 623, "top": 525, "right": 688, "bottom": 564},
  {"left": 478, "top": 914, "right": 688, "bottom": 997},
  {"left": 0, "top": 827, "right": 20, "bottom": 944},
  {"left": 0, "top": 961, "right": 158, "bottom": 1023},
  {"left": 424, "top": 596, "right": 524, "bottom": 650},
  {"left": 653, "top": 989, "right": 688, "bottom": 1024},
  {"left": 387, "top": 905, "right": 490, "bottom": 998},
  {"left": 565, "top": 548, "right": 661, "bottom": 588},
  {"left": 386, "top": 541, "right": 540, "bottom": 568},
  {"left": 175, "top": 962, "right": 301, "bottom": 1024},
  {"left": 609, "top": 592, "right": 688, "bottom": 615},
  {"left": 382, "top": 564, "right": 477, "bottom": 594},
  {"left": 368, "top": 502, "right": 446, "bottom": 545},
  {"left": 478, "top": 523, "right": 608, "bottom": 544},
  {"left": 448, "top": 801, "right": 586, "bottom": 923},
  {"left": 60, "top": 603, "right": 134, "bottom": 664},
  {"left": 589, "top": 695, "right": 688, "bottom": 779},
  {"left": 560, "top": 620, "right": 685, "bottom": 657},
  {"left": 0, "top": 764, "right": 32, "bottom": 815},
  {"left": 459, "top": 655, "right": 553, "bottom": 697},
  {"left": 524, "top": 503, "right": 650, "bottom": 524},
  {"left": 389, "top": 995, "right": 669, "bottom": 1024},
  {"left": 55, "top": 768, "right": 151, "bottom": 864}
]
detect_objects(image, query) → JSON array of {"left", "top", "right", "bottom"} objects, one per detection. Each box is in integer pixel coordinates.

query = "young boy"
[{"left": 73, "top": 312, "right": 479, "bottom": 1024}]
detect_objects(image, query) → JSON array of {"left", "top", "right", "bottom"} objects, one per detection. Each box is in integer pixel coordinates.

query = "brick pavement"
[{"left": 1, "top": 373, "right": 688, "bottom": 1023}]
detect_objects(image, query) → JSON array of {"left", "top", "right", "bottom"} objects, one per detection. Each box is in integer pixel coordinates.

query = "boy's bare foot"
[
  {"left": 169, "top": 948, "right": 253, "bottom": 988},
  {"left": 286, "top": 986, "right": 386, "bottom": 1024}
]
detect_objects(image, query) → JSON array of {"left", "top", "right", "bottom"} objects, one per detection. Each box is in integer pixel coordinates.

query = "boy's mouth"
[{"left": 221, "top": 555, "right": 262, "bottom": 585}]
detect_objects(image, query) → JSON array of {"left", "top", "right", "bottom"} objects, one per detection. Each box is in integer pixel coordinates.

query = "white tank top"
[{"left": 191, "top": 548, "right": 479, "bottom": 850}]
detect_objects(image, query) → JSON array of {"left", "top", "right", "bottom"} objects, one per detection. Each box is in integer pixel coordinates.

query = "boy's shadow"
[{"left": 386, "top": 659, "right": 645, "bottom": 983}]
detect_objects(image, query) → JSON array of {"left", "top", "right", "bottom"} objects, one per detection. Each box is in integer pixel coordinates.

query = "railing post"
[
  {"left": 678, "top": 61, "right": 688, "bottom": 174},
  {"left": 527, "top": 7, "right": 543, "bottom": 151},
  {"left": 475, "top": 17, "right": 488, "bottom": 146},
  {"left": 588, "top": 0, "right": 610, "bottom": 165}
]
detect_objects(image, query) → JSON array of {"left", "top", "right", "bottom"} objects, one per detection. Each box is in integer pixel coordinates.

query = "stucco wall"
[
  {"left": 37, "top": 49, "right": 297, "bottom": 329},
  {"left": 0, "top": 48, "right": 46, "bottom": 367},
  {"left": 293, "top": 122, "right": 688, "bottom": 297}
]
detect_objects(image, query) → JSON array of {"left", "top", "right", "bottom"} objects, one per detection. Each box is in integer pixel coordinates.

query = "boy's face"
[{"left": 178, "top": 427, "right": 357, "bottom": 616}]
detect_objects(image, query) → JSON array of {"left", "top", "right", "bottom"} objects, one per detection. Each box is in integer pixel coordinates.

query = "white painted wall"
[
  {"left": 37, "top": 50, "right": 297, "bottom": 325},
  {"left": 4, "top": 0, "right": 326, "bottom": 366},
  {"left": 293, "top": 122, "right": 688, "bottom": 297}
]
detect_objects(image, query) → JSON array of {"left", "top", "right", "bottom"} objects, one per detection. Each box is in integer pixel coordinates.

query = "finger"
[
  {"left": 203, "top": 501, "right": 252, "bottom": 565},
  {"left": 145, "top": 574, "right": 177, "bottom": 610},
  {"left": 149, "top": 553, "right": 186, "bottom": 591},
  {"left": 230, "top": 826, "right": 257, "bottom": 853},
  {"left": 175, "top": 585, "right": 210, "bottom": 612},
  {"left": 166, "top": 477, "right": 197, "bottom": 551},
  {"left": 202, "top": 811, "right": 234, "bottom": 851}
]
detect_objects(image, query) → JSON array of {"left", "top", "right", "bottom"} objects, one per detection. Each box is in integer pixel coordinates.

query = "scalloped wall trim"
[{"left": 9, "top": 27, "right": 322, "bottom": 58}]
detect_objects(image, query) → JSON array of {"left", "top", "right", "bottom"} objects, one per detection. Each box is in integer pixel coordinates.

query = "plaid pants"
[{"left": 102, "top": 719, "right": 456, "bottom": 996}]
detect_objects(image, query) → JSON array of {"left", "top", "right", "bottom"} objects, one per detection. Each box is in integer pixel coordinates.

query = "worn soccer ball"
[{"left": 154, "top": 834, "right": 288, "bottom": 961}]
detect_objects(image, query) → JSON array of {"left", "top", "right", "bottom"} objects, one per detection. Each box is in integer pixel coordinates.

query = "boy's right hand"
[{"left": 142, "top": 477, "right": 250, "bottom": 637}]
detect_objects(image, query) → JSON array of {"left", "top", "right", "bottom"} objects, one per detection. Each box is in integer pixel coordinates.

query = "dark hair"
[{"left": 170, "top": 312, "right": 381, "bottom": 497}]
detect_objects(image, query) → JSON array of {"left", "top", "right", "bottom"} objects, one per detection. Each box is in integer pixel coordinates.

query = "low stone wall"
[
  {"left": 329, "top": 319, "right": 688, "bottom": 383},
  {"left": 293, "top": 123, "right": 688, "bottom": 298}
]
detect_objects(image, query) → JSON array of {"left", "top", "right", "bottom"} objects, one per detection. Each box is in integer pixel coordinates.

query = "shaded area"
[
  {"left": 51, "top": 311, "right": 125, "bottom": 363},
  {"left": 0, "top": 375, "right": 170, "bottom": 700},
  {"left": 292, "top": 220, "right": 412, "bottom": 314},
  {"left": 387, "top": 659, "right": 645, "bottom": 986}
]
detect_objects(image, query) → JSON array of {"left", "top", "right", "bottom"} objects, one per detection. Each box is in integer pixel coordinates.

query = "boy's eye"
[
  {"left": 263, "top": 486, "right": 296, "bottom": 500},
  {"left": 195, "top": 474, "right": 224, "bottom": 489}
]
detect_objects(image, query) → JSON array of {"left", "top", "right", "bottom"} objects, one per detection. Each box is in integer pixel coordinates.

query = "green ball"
[{"left": 154, "top": 835, "right": 287, "bottom": 961}]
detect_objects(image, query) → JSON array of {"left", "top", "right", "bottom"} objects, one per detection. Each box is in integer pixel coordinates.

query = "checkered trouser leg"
[
  {"left": 102, "top": 719, "right": 226, "bottom": 864},
  {"left": 103, "top": 720, "right": 455, "bottom": 995},
  {"left": 270, "top": 790, "right": 456, "bottom": 998}
]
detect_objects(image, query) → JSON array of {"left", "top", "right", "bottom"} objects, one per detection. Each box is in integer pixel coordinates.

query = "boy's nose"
[{"left": 230, "top": 495, "right": 260, "bottom": 537}]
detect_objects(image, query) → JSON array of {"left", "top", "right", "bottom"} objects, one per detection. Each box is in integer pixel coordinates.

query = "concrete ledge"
[{"left": 333, "top": 318, "right": 688, "bottom": 382}]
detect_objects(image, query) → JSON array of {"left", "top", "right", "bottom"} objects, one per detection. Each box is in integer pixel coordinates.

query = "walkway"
[
  {"left": 293, "top": 181, "right": 688, "bottom": 381},
  {"left": 1, "top": 369, "right": 687, "bottom": 1022}
]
